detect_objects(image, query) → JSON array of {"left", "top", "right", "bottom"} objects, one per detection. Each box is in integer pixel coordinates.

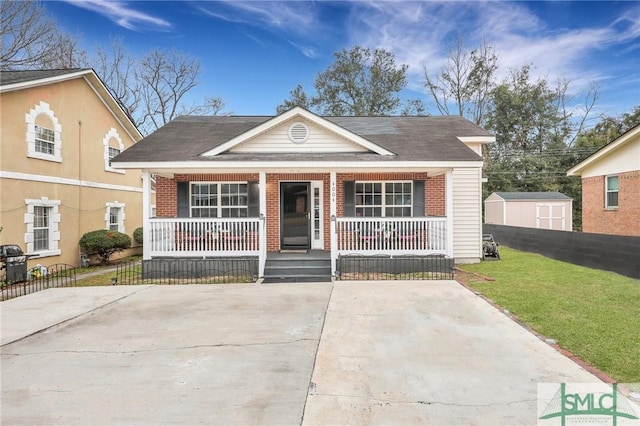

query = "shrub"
[
  {"left": 79, "top": 230, "right": 131, "bottom": 265},
  {"left": 133, "top": 227, "right": 144, "bottom": 245}
]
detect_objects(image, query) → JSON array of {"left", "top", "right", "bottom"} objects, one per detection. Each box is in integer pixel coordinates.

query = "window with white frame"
[
  {"left": 26, "top": 101, "right": 62, "bottom": 162},
  {"left": 108, "top": 147, "right": 120, "bottom": 164},
  {"left": 33, "top": 206, "right": 51, "bottom": 251},
  {"left": 103, "top": 128, "right": 125, "bottom": 173},
  {"left": 355, "top": 182, "right": 412, "bottom": 217},
  {"left": 35, "top": 125, "right": 55, "bottom": 155},
  {"left": 25, "top": 198, "right": 61, "bottom": 257},
  {"left": 105, "top": 202, "right": 125, "bottom": 232},
  {"left": 190, "top": 183, "right": 248, "bottom": 218},
  {"left": 605, "top": 175, "right": 619, "bottom": 208}
]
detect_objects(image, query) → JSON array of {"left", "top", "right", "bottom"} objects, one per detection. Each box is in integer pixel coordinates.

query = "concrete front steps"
[{"left": 263, "top": 251, "right": 332, "bottom": 283}]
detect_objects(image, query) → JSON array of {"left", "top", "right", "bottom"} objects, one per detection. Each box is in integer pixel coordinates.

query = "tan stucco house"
[
  {"left": 0, "top": 69, "right": 144, "bottom": 267},
  {"left": 112, "top": 107, "right": 494, "bottom": 281},
  {"left": 567, "top": 124, "right": 640, "bottom": 236},
  {"left": 484, "top": 192, "right": 573, "bottom": 231}
]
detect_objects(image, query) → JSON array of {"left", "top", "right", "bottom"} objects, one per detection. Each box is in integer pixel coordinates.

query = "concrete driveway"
[{"left": 1, "top": 281, "right": 606, "bottom": 425}]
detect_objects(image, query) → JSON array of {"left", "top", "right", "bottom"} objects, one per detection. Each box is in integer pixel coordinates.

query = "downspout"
[{"left": 78, "top": 121, "right": 83, "bottom": 265}]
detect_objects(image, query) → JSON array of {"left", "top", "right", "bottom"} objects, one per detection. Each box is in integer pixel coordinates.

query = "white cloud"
[
  {"left": 197, "top": 1, "right": 321, "bottom": 36},
  {"left": 62, "top": 0, "right": 171, "bottom": 31},
  {"left": 341, "top": 1, "right": 638, "bottom": 105},
  {"left": 195, "top": 1, "right": 326, "bottom": 57}
]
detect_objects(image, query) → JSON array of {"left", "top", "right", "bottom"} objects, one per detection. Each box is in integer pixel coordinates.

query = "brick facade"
[
  {"left": 155, "top": 171, "right": 448, "bottom": 251},
  {"left": 265, "top": 173, "right": 331, "bottom": 251},
  {"left": 155, "top": 176, "right": 177, "bottom": 217},
  {"left": 582, "top": 171, "right": 640, "bottom": 236}
]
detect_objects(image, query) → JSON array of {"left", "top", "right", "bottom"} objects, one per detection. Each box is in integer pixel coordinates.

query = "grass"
[{"left": 458, "top": 246, "right": 640, "bottom": 383}]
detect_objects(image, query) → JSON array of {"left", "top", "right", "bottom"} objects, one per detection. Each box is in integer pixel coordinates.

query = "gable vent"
[{"left": 288, "top": 122, "right": 309, "bottom": 143}]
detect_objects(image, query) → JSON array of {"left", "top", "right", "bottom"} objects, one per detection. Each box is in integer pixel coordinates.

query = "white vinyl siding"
[
  {"left": 578, "top": 138, "right": 640, "bottom": 179},
  {"left": 230, "top": 119, "right": 368, "bottom": 153},
  {"left": 452, "top": 168, "right": 482, "bottom": 261}
]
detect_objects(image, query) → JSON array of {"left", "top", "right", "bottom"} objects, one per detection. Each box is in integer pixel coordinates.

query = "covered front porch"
[{"left": 140, "top": 168, "right": 454, "bottom": 279}]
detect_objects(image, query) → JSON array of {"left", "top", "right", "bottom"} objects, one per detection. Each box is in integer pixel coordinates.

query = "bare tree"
[
  {"left": 134, "top": 49, "right": 225, "bottom": 134},
  {"left": 2, "top": 2, "right": 225, "bottom": 135},
  {"left": 423, "top": 34, "right": 498, "bottom": 125},
  {"left": 558, "top": 79, "right": 599, "bottom": 147},
  {"left": 39, "top": 32, "right": 88, "bottom": 69},
  {"left": 1, "top": 0, "right": 86, "bottom": 70},
  {"left": 93, "top": 43, "right": 226, "bottom": 135},
  {"left": 94, "top": 37, "right": 141, "bottom": 121},
  {"left": 180, "top": 96, "right": 226, "bottom": 117}
]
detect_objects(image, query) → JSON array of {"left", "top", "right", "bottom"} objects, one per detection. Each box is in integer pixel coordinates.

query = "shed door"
[{"left": 536, "top": 203, "right": 566, "bottom": 230}]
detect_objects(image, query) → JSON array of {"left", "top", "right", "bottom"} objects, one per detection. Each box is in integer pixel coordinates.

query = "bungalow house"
[
  {"left": 111, "top": 107, "right": 494, "bottom": 280},
  {"left": 567, "top": 124, "right": 640, "bottom": 237}
]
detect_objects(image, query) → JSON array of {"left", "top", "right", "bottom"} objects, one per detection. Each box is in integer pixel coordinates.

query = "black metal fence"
[
  {"left": 338, "top": 254, "right": 455, "bottom": 280},
  {"left": 119, "top": 258, "right": 257, "bottom": 285},
  {"left": 1, "top": 258, "right": 258, "bottom": 301},
  {"left": 1, "top": 264, "right": 77, "bottom": 301}
]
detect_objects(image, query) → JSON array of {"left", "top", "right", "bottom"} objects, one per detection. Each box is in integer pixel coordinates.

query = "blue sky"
[{"left": 48, "top": 1, "right": 640, "bottom": 120}]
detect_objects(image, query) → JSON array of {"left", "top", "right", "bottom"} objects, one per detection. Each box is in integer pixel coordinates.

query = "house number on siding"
[{"left": 330, "top": 181, "right": 336, "bottom": 203}]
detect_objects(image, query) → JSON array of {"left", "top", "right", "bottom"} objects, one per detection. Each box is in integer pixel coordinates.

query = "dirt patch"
[{"left": 454, "top": 268, "right": 494, "bottom": 286}]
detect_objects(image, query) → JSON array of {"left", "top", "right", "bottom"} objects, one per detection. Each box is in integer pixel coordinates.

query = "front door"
[{"left": 281, "top": 182, "right": 310, "bottom": 250}]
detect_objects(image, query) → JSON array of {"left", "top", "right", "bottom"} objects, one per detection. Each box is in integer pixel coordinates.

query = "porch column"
[
  {"left": 445, "top": 170, "right": 454, "bottom": 258},
  {"left": 141, "top": 170, "right": 151, "bottom": 260},
  {"left": 259, "top": 171, "right": 267, "bottom": 277},
  {"left": 330, "top": 171, "right": 337, "bottom": 275}
]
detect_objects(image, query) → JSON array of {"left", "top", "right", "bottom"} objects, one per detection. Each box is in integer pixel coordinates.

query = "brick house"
[
  {"left": 112, "top": 107, "right": 494, "bottom": 280},
  {"left": 567, "top": 124, "right": 640, "bottom": 236}
]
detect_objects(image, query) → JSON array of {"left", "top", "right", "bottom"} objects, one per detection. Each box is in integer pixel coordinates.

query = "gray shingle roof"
[
  {"left": 113, "top": 114, "right": 492, "bottom": 163},
  {"left": 0, "top": 69, "right": 89, "bottom": 86},
  {"left": 494, "top": 192, "right": 571, "bottom": 200}
]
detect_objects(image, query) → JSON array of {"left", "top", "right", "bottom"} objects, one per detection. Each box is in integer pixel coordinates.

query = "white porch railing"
[
  {"left": 148, "top": 218, "right": 262, "bottom": 257},
  {"left": 335, "top": 217, "right": 447, "bottom": 255}
]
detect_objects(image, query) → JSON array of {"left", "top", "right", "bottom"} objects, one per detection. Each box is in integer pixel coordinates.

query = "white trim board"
[
  {"left": 200, "top": 107, "right": 395, "bottom": 157},
  {"left": 111, "top": 160, "right": 484, "bottom": 172},
  {"left": 1, "top": 171, "right": 143, "bottom": 193}
]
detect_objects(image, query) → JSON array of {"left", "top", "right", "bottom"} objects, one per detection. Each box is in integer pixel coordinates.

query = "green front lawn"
[{"left": 459, "top": 247, "right": 640, "bottom": 383}]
